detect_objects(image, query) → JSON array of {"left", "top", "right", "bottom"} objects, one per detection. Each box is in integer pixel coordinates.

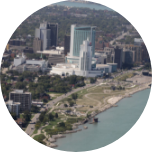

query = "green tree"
[
  {"left": 71, "top": 93, "right": 78, "bottom": 104},
  {"left": 87, "top": 113, "right": 90, "bottom": 118},
  {"left": 48, "top": 113, "right": 54, "bottom": 121},
  {"left": 69, "top": 101, "right": 74, "bottom": 107},
  {"left": 64, "top": 104, "right": 68, "bottom": 107},
  {"left": 58, "top": 122, "right": 65, "bottom": 127},
  {"left": 22, "top": 110, "right": 31, "bottom": 122},
  {"left": 15, "top": 82, "right": 27, "bottom": 89},
  {"left": 43, "top": 99, "right": 48, "bottom": 103},
  {"left": 31, "top": 105, "right": 40, "bottom": 113},
  {"left": 39, "top": 111, "right": 46, "bottom": 122},
  {"left": 35, "top": 121, "right": 41, "bottom": 130},
  {"left": 55, "top": 113, "right": 58, "bottom": 118},
  {"left": 11, "top": 112, "right": 17, "bottom": 120}
]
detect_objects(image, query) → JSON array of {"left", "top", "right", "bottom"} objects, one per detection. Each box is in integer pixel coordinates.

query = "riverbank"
[
  {"left": 52, "top": 82, "right": 151, "bottom": 147},
  {"left": 95, "top": 82, "right": 150, "bottom": 116}
]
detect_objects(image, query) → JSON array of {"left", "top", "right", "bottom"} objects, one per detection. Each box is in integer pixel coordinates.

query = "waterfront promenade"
[
  {"left": 25, "top": 82, "right": 99, "bottom": 136},
  {"left": 26, "top": 72, "right": 152, "bottom": 136}
]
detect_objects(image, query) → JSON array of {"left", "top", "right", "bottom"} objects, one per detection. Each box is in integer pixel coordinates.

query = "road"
[
  {"left": 25, "top": 82, "right": 100, "bottom": 136},
  {"left": 25, "top": 70, "right": 134, "bottom": 136},
  {"left": 110, "top": 31, "right": 129, "bottom": 45}
]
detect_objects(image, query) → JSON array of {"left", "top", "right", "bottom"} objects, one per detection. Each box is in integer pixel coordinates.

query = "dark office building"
[
  {"left": 114, "top": 46, "right": 123, "bottom": 69},
  {"left": 64, "top": 35, "right": 70, "bottom": 55},
  {"left": 47, "top": 23, "right": 58, "bottom": 47},
  {"left": 104, "top": 58, "right": 107, "bottom": 64}
]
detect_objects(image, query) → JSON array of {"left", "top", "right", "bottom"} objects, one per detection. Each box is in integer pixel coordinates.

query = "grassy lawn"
[
  {"left": 42, "top": 118, "right": 62, "bottom": 130},
  {"left": 32, "top": 129, "right": 38, "bottom": 135},
  {"left": 20, "top": 114, "right": 23, "bottom": 119},
  {"left": 76, "top": 107, "right": 89, "bottom": 112},
  {"left": 51, "top": 97, "right": 56, "bottom": 100},
  {"left": 33, "top": 134, "right": 46, "bottom": 145},
  {"left": 33, "top": 129, "right": 37, "bottom": 134},
  {"left": 76, "top": 96, "right": 98, "bottom": 106},
  {"left": 87, "top": 111, "right": 94, "bottom": 115},
  {"left": 54, "top": 102, "right": 62, "bottom": 106},
  {"left": 115, "top": 73, "right": 136, "bottom": 81}
]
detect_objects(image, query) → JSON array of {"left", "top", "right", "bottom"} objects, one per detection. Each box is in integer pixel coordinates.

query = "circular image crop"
[{"left": 1, "top": 0, "right": 152, "bottom": 152}]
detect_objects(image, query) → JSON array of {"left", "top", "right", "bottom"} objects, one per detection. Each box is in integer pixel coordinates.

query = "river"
[
  {"left": 52, "top": 1, "right": 113, "bottom": 11},
  {"left": 55, "top": 88, "right": 151, "bottom": 151}
]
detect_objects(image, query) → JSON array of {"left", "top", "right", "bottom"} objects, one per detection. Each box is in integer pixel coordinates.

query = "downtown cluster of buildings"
[
  {"left": 8, "top": 23, "right": 118, "bottom": 77},
  {"left": 3, "top": 21, "right": 150, "bottom": 124},
  {"left": 7, "top": 22, "right": 150, "bottom": 77}
]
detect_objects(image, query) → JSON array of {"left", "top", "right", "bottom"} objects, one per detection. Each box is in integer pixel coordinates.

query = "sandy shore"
[
  {"left": 97, "top": 82, "right": 151, "bottom": 114},
  {"left": 107, "top": 97, "right": 122, "bottom": 104}
]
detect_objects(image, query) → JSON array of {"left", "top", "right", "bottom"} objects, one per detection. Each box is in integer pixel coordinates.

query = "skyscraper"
[
  {"left": 48, "top": 23, "right": 58, "bottom": 47},
  {"left": 64, "top": 35, "right": 70, "bottom": 55},
  {"left": 79, "top": 40, "right": 92, "bottom": 76},
  {"left": 35, "top": 22, "right": 58, "bottom": 50},
  {"left": 122, "top": 49, "right": 133, "bottom": 64},
  {"left": 114, "top": 46, "right": 123, "bottom": 69},
  {"left": 70, "top": 25, "right": 96, "bottom": 57}
]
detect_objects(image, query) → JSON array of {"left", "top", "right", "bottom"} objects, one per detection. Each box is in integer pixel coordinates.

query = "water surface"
[
  {"left": 53, "top": 1, "right": 113, "bottom": 11},
  {"left": 55, "top": 88, "right": 151, "bottom": 151}
]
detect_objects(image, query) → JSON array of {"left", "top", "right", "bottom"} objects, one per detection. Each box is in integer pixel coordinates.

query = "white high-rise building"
[{"left": 79, "top": 40, "right": 92, "bottom": 76}]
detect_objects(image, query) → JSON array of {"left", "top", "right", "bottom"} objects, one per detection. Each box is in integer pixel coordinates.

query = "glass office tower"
[
  {"left": 35, "top": 22, "right": 58, "bottom": 50},
  {"left": 70, "top": 25, "right": 96, "bottom": 57}
]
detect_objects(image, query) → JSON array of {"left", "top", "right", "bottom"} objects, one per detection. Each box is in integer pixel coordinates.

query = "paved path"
[
  {"left": 25, "top": 73, "right": 130, "bottom": 136},
  {"left": 25, "top": 82, "right": 99, "bottom": 136}
]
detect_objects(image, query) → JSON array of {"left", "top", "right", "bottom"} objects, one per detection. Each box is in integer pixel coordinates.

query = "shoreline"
[{"left": 52, "top": 83, "right": 151, "bottom": 148}]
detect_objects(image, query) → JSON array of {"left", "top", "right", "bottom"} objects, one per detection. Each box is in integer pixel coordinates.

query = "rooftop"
[
  {"left": 10, "top": 90, "right": 31, "bottom": 94},
  {"left": 53, "top": 63, "right": 79, "bottom": 70},
  {"left": 96, "top": 64, "right": 111, "bottom": 68},
  {"left": 107, "top": 63, "right": 117, "bottom": 65}
]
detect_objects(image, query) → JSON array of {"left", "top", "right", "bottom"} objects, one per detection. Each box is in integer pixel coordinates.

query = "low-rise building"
[
  {"left": 32, "top": 101, "right": 43, "bottom": 107},
  {"left": 106, "top": 63, "right": 117, "bottom": 72},
  {"left": 13, "top": 54, "right": 48, "bottom": 73},
  {"left": 134, "top": 38, "right": 144, "bottom": 46},
  {"left": 48, "top": 54, "right": 65, "bottom": 65}
]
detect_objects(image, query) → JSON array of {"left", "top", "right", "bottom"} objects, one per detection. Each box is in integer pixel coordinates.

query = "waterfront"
[
  {"left": 55, "top": 88, "right": 151, "bottom": 151},
  {"left": 52, "top": 1, "right": 113, "bottom": 11}
]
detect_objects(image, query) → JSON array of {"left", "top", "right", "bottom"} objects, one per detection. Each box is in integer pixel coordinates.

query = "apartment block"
[{"left": 9, "top": 90, "right": 32, "bottom": 113}]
